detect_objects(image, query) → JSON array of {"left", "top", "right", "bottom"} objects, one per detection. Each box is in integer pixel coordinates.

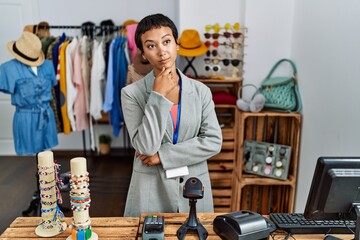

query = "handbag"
[{"left": 260, "top": 59, "right": 302, "bottom": 112}]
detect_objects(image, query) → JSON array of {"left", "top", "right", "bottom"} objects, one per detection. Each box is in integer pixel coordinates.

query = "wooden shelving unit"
[
  {"left": 197, "top": 77, "right": 242, "bottom": 213},
  {"left": 231, "top": 111, "right": 302, "bottom": 214}
]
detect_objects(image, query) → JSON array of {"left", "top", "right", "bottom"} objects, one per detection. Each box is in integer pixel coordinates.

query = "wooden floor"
[{"left": 0, "top": 149, "right": 133, "bottom": 234}]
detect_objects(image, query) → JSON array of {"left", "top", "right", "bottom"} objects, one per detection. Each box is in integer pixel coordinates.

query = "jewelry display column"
[
  {"left": 67, "top": 157, "right": 98, "bottom": 240},
  {"left": 35, "top": 150, "right": 67, "bottom": 237}
]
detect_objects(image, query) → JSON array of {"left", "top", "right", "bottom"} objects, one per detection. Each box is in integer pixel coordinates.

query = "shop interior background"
[{"left": 0, "top": 0, "right": 360, "bottom": 214}]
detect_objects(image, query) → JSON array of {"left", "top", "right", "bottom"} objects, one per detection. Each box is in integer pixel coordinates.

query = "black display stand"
[
  {"left": 176, "top": 199, "right": 208, "bottom": 240},
  {"left": 182, "top": 57, "right": 198, "bottom": 78}
]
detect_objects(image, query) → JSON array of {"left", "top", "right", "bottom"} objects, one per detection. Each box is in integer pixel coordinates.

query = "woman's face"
[{"left": 141, "top": 26, "right": 178, "bottom": 76}]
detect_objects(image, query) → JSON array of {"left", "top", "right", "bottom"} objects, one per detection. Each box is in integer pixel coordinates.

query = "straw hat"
[
  {"left": 7, "top": 31, "right": 44, "bottom": 66},
  {"left": 178, "top": 29, "right": 208, "bottom": 57}
]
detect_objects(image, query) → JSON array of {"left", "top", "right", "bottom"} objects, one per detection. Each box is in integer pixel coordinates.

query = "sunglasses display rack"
[
  {"left": 195, "top": 23, "right": 247, "bottom": 212},
  {"left": 203, "top": 23, "right": 246, "bottom": 80}
]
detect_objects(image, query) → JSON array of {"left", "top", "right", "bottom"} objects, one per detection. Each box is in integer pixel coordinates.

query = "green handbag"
[{"left": 260, "top": 59, "right": 302, "bottom": 112}]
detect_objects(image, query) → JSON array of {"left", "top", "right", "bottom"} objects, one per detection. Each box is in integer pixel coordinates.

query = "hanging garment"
[
  {"left": 59, "top": 40, "right": 71, "bottom": 134},
  {"left": 73, "top": 36, "right": 89, "bottom": 131},
  {"left": 0, "top": 59, "right": 58, "bottom": 155},
  {"left": 90, "top": 39, "right": 105, "bottom": 121},
  {"left": 65, "top": 37, "right": 79, "bottom": 131},
  {"left": 109, "top": 36, "right": 128, "bottom": 137}
]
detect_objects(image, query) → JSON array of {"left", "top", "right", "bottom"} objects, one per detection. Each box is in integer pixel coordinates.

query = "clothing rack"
[
  {"left": 38, "top": 25, "right": 124, "bottom": 30},
  {"left": 39, "top": 23, "right": 131, "bottom": 155}
]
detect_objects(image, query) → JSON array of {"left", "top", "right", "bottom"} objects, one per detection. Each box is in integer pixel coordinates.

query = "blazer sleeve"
[
  {"left": 121, "top": 84, "right": 173, "bottom": 156},
  {"left": 159, "top": 86, "right": 223, "bottom": 170}
]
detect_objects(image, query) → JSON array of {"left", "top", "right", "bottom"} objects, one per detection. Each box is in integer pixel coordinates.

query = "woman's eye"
[
  {"left": 146, "top": 44, "right": 155, "bottom": 49},
  {"left": 164, "top": 39, "right": 171, "bottom": 45}
]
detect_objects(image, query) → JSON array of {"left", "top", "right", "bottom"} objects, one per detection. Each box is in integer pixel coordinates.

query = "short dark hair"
[{"left": 135, "top": 13, "right": 178, "bottom": 53}]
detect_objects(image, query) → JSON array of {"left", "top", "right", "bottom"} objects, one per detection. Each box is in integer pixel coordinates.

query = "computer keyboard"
[{"left": 269, "top": 213, "right": 356, "bottom": 234}]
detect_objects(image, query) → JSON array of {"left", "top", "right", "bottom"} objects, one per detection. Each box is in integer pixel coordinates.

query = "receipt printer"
[{"left": 213, "top": 211, "right": 272, "bottom": 240}]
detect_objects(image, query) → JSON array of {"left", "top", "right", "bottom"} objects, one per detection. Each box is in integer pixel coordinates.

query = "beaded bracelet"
[
  {"left": 39, "top": 179, "right": 55, "bottom": 184},
  {"left": 71, "top": 204, "right": 90, "bottom": 211},
  {"left": 41, "top": 206, "right": 56, "bottom": 213},
  {"left": 41, "top": 200, "right": 57, "bottom": 206},
  {"left": 40, "top": 193, "right": 54, "bottom": 199},
  {"left": 70, "top": 172, "right": 89, "bottom": 179},
  {"left": 38, "top": 165, "right": 54, "bottom": 171},
  {"left": 69, "top": 176, "right": 89, "bottom": 184},
  {"left": 40, "top": 185, "right": 55, "bottom": 191},
  {"left": 72, "top": 218, "right": 90, "bottom": 226},
  {"left": 70, "top": 183, "right": 89, "bottom": 190},
  {"left": 69, "top": 189, "right": 90, "bottom": 197},
  {"left": 38, "top": 170, "right": 55, "bottom": 176}
]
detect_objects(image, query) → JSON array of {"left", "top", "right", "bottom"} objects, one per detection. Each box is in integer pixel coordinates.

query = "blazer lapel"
[{"left": 176, "top": 72, "right": 194, "bottom": 142}]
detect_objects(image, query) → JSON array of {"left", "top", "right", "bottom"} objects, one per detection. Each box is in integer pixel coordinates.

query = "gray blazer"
[{"left": 121, "top": 69, "right": 222, "bottom": 217}]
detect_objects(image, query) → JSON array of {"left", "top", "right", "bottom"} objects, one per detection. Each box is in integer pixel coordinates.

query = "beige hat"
[{"left": 7, "top": 31, "right": 44, "bottom": 66}]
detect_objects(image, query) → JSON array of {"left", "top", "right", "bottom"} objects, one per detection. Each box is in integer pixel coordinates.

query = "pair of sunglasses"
[
  {"left": 205, "top": 65, "right": 221, "bottom": 72},
  {"left": 206, "top": 49, "right": 218, "bottom": 57},
  {"left": 205, "top": 23, "right": 221, "bottom": 33},
  {"left": 222, "top": 42, "right": 242, "bottom": 49},
  {"left": 224, "top": 22, "right": 241, "bottom": 31},
  {"left": 205, "top": 40, "right": 237, "bottom": 48},
  {"left": 222, "top": 59, "right": 242, "bottom": 67},
  {"left": 205, "top": 40, "right": 220, "bottom": 48},
  {"left": 204, "top": 58, "right": 242, "bottom": 67},
  {"left": 204, "top": 58, "right": 220, "bottom": 65},
  {"left": 223, "top": 32, "right": 242, "bottom": 39},
  {"left": 204, "top": 33, "right": 220, "bottom": 39}
]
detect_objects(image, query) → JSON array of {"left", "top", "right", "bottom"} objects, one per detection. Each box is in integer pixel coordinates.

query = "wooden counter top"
[{"left": 0, "top": 213, "right": 354, "bottom": 239}]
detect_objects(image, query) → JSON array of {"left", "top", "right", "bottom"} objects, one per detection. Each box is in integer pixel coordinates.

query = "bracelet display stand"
[
  {"left": 35, "top": 151, "right": 67, "bottom": 237},
  {"left": 67, "top": 157, "right": 98, "bottom": 240}
]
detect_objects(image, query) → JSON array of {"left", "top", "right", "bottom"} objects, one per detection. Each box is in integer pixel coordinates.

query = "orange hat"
[{"left": 178, "top": 29, "right": 208, "bottom": 57}]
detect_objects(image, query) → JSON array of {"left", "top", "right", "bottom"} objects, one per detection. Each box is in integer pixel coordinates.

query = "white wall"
[
  {"left": 291, "top": 0, "right": 360, "bottom": 211},
  {"left": 1, "top": 0, "right": 360, "bottom": 213}
]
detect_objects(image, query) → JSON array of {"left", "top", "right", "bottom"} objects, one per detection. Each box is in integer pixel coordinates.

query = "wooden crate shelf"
[
  {"left": 231, "top": 111, "right": 301, "bottom": 214},
  {"left": 207, "top": 105, "right": 239, "bottom": 213}
]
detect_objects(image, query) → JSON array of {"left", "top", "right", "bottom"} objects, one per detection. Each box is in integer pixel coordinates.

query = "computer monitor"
[{"left": 303, "top": 157, "right": 360, "bottom": 238}]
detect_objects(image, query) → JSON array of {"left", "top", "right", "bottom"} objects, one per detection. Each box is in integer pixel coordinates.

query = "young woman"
[{"left": 121, "top": 13, "right": 222, "bottom": 217}]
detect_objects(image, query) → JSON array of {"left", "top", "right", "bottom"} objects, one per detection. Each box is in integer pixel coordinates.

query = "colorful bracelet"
[
  {"left": 70, "top": 196, "right": 91, "bottom": 203},
  {"left": 71, "top": 227, "right": 92, "bottom": 240},
  {"left": 70, "top": 200, "right": 91, "bottom": 207}
]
